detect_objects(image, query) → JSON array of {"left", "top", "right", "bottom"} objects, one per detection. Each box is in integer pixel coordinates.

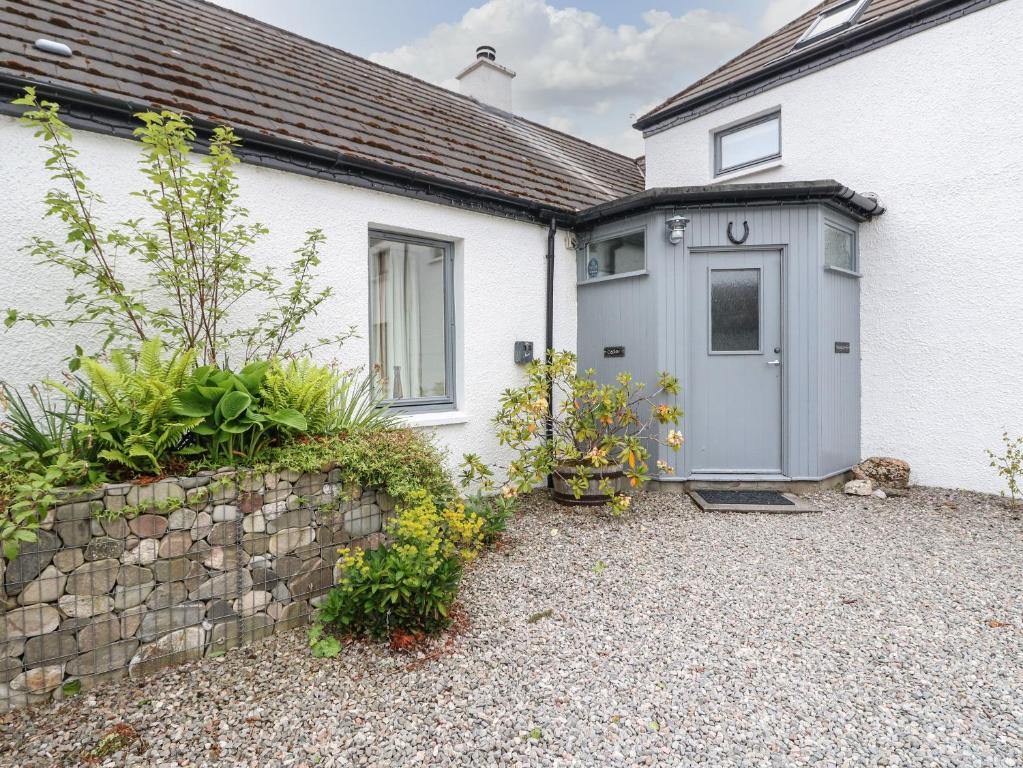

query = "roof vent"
[
  {"left": 476, "top": 45, "right": 496, "bottom": 61},
  {"left": 34, "top": 38, "right": 72, "bottom": 57}
]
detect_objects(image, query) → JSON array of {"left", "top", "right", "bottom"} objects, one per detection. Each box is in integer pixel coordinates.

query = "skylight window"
[{"left": 794, "top": 0, "right": 870, "bottom": 48}]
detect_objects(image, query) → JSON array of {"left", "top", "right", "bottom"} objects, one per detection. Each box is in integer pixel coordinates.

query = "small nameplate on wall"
[
  {"left": 834, "top": 342, "right": 851, "bottom": 353},
  {"left": 604, "top": 346, "right": 626, "bottom": 358}
]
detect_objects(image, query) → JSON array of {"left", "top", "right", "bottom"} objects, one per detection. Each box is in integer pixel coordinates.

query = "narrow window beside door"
[
  {"left": 369, "top": 232, "right": 454, "bottom": 408},
  {"left": 710, "top": 268, "right": 761, "bottom": 353}
]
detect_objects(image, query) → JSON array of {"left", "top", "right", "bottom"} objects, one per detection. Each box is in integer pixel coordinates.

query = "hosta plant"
[
  {"left": 173, "top": 361, "right": 306, "bottom": 463},
  {"left": 462, "top": 351, "right": 682, "bottom": 513}
]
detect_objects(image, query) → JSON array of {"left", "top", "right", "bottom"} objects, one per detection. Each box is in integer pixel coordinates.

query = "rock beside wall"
[{"left": 1, "top": 468, "right": 394, "bottom": 712}]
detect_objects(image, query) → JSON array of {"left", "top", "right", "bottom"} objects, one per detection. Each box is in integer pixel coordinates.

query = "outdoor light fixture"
[{"left": 666, "top": 214, "right": 690, "bottom": 245}]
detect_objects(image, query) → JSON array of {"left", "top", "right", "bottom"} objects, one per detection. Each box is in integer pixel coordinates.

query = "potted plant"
[{"left": 463, "top": 351, "right": 683, "bottom": 513}]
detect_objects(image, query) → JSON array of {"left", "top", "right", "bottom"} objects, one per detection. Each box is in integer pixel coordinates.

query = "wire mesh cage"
[{"left": 1, "top": 469, "right": 394, "bottom": 711}]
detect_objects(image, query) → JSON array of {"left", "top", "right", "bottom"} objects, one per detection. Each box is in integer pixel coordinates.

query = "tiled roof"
[
  {"left": 0, "top": 0, "right": 644, "bottom": 213},
  {"left": 636, "top": 0, "right": 964, "bottom": 129}
]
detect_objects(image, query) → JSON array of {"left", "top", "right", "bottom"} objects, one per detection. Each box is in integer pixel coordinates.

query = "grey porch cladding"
[{"left": 577, "top": 195, "right": 864, "bottom": 481}]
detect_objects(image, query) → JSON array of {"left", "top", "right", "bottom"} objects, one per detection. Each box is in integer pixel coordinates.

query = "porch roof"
[{"left": 573, "top": 180, "right": 887, "bottom": 228}]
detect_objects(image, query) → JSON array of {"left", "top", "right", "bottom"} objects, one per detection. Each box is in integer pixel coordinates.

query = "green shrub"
[
  {"left": 0, "top": 380, "right": 95, "bottom": 462},
  {"left": 987, "top": 431, "right": 1023, "bottom": 508},
  {"left": 8, "top": 88, "right": 351, "bottom": 368},
  {"left": 0, "top": 451, "right": 92, "bottom": 560},
  {"left": 260, "top": 361, "right": 397, "bottom": 434},
  {"left": 461, "top": 350, "right": 682, "bottom": 514},
  {"left": 173, "top": 360, "right": 306, "bottom": 463},
  {"left": 252, "top": 429, "right": 454, "bottom": 506},
  {"left": 58, "top": 339, "right": 200, "bottom": 475},
  {"left": 464, "top": 493, "right": 516, "bottom": 545},
  {"left": 310, "top": 491, "right": 483, "bottom": 647}
]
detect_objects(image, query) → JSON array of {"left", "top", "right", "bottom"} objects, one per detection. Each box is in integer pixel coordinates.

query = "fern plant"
[
  {"left": 55, "top": 339, "right": 201, "bottom": 474},
  {"left": 261, "top": 361, "right": 397, "bottom": 435},
  {"left": 261, "top": 359, "right": 338, "bottom": 434}
]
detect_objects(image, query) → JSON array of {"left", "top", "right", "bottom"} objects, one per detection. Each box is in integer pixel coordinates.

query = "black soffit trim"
[
  {"left": 0, "top": 76, "right": 574, "bottom": 228},
  {"left": 573, "top": 182, "right": 886, "bottom": 227},
  {"left": 634, "top": 0, "right": 1004, "bottom": 133},
  {"left": 0, "top": 78, "right": 883, "bottom": 228}
]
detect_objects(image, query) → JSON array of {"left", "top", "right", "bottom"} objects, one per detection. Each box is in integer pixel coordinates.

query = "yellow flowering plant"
[
  {"left": 461, "top": 351, "right": 683, "bottom": 514},
  {"left": 310, "top": 491, "right": 483, "bottom": 650}
]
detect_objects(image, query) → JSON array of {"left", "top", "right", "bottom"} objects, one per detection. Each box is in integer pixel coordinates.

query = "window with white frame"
[
  {"left": 369, "top": 231, "right": 454, "bottom": 408},
  {"left": 581, "top": 230, "right": 645, "bottom": 282},
  {"left": 714, "top": 112, "right": 781, "bottom": 176},
  {"left": 824, "top": 222, "right": 857, "bottom": 272},
  {"left": 794, "top": 0, "right": 870, "bottom": 48}
]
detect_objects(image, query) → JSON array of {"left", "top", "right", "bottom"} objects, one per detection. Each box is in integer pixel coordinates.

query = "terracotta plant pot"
[{"left": 551, "top": 463, "right": 625, "bottom": 506}]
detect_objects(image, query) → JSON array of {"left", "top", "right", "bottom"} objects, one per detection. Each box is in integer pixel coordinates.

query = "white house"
[
  {"left": 0, "top": 0, "right": 1017, "bottom": 493},
  {"left": 634, "top": 0, "right": 1021, "bottom": 492}
]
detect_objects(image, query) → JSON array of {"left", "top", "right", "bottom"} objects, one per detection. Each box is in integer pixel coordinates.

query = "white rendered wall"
[
  {"left": 643, "top": 1, "right": 1023, "bottom": 492},
  {"left": 457, "top": 61, "right": 514, "bottom": 112},
  {"left": 0, "top": 115, "right": 576, "bottom": 476}
]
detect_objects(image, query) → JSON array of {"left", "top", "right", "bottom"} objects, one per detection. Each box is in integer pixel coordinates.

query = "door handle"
[{"left": 766, "top": 360, "right": 781, "bottom": 366}]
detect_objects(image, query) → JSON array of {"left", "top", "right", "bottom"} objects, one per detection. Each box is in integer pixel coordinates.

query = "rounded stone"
[
  {"left": 121, "top": 539, "right": 160, "bottom": 566},
  {"left": 159, "top": 531, "right": 193, "bottom": 559},
  {"left": 57, "top": 594, "right": 114, "bottom": 619},
  {"left": 212, "top": 505, "right": 239, "bottom": 522},
  {"left": 66, "top": 559, "right": 119, "bottom": 596},
  {"left": 10, "top": 665, "right": 64, "bottom": 694},
  {"left": 129, "top": 514, "right": 169, "bottom": 539},
  {"left": 17, "top": 565, "right": 66, "bottom": 606},
  {"left": 85, "top": 537, "right": 125, "bottom": 562},
  {"left": 117, "top": 565, "right": 154, "bottom": 587},
  {"left": 5, "top": 605, "right": 61, "bottom": 639}
]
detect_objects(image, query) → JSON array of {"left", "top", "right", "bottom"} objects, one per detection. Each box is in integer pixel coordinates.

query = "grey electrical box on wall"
[{"left": 514, "top": 341, "right": 534, "bottom": 364}]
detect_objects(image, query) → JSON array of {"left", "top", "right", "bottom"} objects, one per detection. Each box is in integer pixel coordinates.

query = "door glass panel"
[{"left": 710, "top": 268, "right": 760, "bottom": 352}]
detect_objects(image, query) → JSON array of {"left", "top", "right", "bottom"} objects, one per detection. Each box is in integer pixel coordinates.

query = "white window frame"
[
  {"left": 822, "top": 218, "right": 860, "bottom": 276},
  {"left": 713, "top": 111, "right": 782, "bottom": 177},
  {"left": 794, "top": 0, "right": 870, "bottom": 49},
  {"left": 578, "top": 226, "right": 648, "bottom": 285},
  {"left": 368, "top": 229, "right": 456, "bottom": 412}
]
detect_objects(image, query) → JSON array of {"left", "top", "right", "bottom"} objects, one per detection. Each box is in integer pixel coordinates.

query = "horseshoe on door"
[{"left": 727, "top": 220, "right": 749, "bottom": 245}]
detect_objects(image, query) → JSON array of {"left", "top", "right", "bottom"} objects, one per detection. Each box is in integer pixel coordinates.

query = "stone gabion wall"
[{"left": 0, "top": 468, "right": 393, "bottom": 711}]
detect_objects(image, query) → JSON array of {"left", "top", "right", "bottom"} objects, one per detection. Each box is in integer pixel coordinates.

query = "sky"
[{"left": 211, "top": 0, "right": 821, "bottom": 156}]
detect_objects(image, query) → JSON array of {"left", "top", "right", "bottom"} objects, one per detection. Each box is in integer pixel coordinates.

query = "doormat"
[
  {"left": 689, "top": 489, "right": 819, "bottom": 513},
  {"left": 696, "top": 490, "right": 794, "bottom": 506}
]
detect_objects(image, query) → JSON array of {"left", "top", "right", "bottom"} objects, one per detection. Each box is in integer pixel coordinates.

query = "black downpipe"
[{"left": 545, "top": 216, "right": 557, "bottom": 489}]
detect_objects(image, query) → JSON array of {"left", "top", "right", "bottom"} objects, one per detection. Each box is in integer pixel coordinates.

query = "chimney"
[{"left": 456, "top": 45, "right": 515, "bottom": 113}]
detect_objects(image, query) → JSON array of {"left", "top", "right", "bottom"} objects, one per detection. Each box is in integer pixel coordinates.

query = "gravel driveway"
[{"left": 2, "top": 487, "right": 1020, "bottom": 767}]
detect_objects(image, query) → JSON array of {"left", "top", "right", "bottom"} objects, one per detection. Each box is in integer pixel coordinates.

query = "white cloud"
[
  {"left": 759, "top": 0, "right": 822, "bottom": 33},
  {"left": 370, "top": 0, "right": 754, "bottom": 155}
]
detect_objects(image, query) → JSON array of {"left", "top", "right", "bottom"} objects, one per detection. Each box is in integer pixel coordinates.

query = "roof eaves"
[
  {"left": 0, "top": 73, "right": 578, "bottom": 226},
  {"left": 572, "top": 180, "right": 886, "bottom": 227},
  {"left": 633, "top": 0, "right": 985, "bottom": 131}
]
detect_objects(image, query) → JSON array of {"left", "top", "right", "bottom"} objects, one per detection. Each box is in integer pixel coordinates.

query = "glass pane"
[
  {"left": 718, "top": 116, "right": 780, "bottom": 172},
  {"left": 824, "top": 224, "right": 855, "bottom": 270},
  {"left": 584, "top": 231, "right": 645, "bottom": 280},
  {"left": 369, "top": 237, "right": 448, "bottom": 400},
  {"left": 807, "top": 0, "right": 861, "bottom": 38},
  {"left": 711, "top": 269, "right": 760, "bottom": 352}
]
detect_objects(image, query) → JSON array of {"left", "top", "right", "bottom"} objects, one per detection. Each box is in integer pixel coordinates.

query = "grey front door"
[{"left": 688, "top": 250, "right": 783, "bottom": 474}]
